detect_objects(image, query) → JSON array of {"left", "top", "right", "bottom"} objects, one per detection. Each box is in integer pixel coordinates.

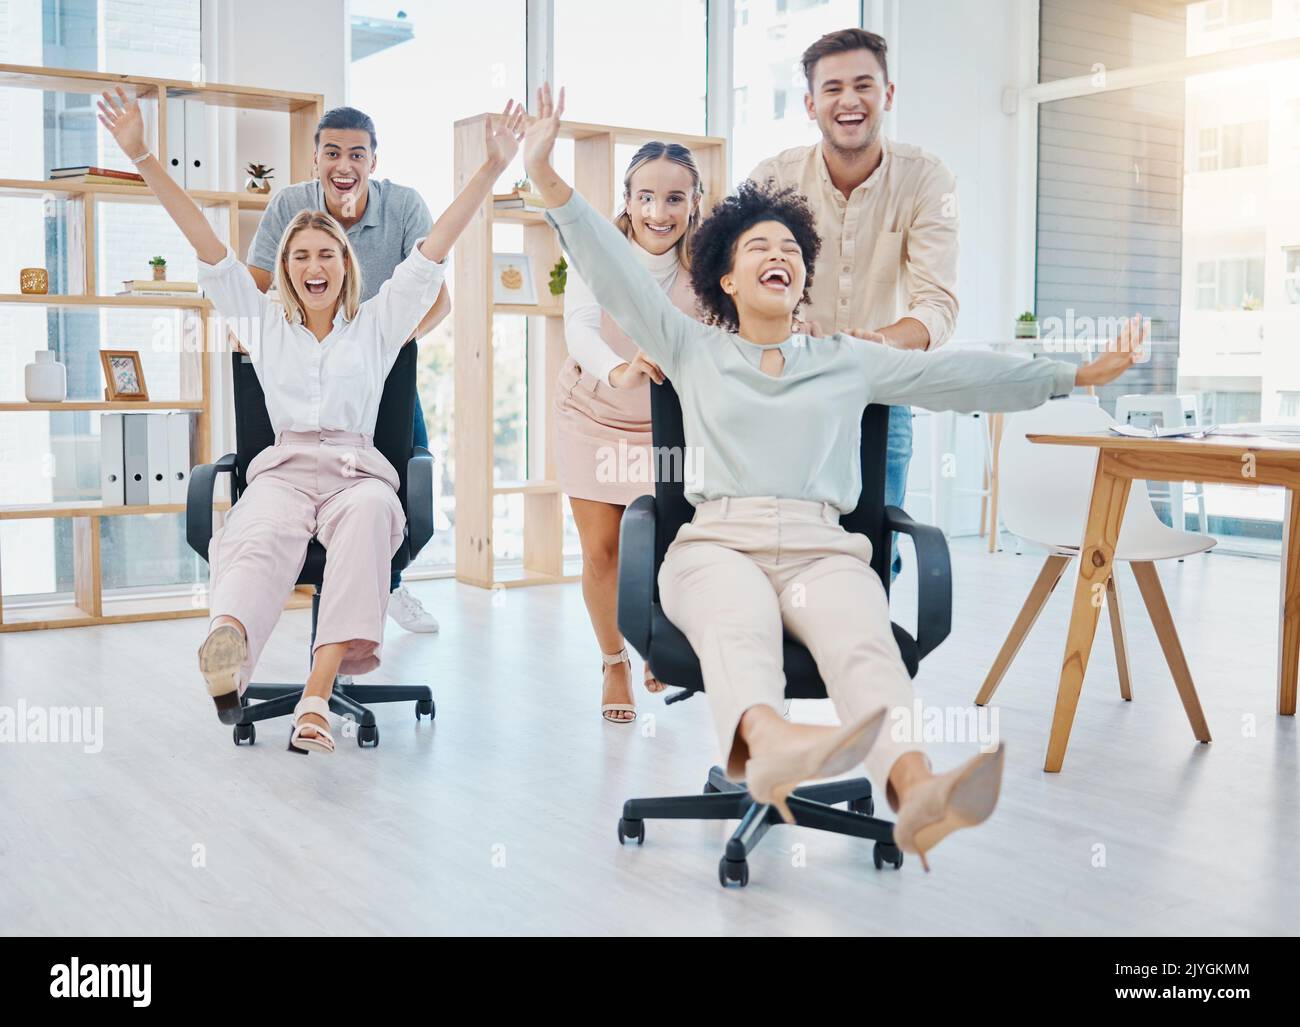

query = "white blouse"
[
  {"left": 563, "top": 239, "right": 683, "bottom": 387},
  {"left": 197, "top": 244, "right": 445, "bottom": 436}
]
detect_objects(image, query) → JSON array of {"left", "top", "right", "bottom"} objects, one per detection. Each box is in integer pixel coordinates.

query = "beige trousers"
[{"left": 657, "top": 496, "right": 925, "bottom": 790}]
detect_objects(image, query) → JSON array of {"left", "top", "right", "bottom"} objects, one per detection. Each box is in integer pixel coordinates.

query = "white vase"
[{"left": 24, "top": 350, "right": 67, "bottom": 402}]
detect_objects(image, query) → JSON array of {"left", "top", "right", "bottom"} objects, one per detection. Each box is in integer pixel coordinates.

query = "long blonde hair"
[
  {"left": 274, "top": 210, "right": 362, "bottom": 324},
  {"left": 613, "top": 141, "right": 704, "bottom": 270}
]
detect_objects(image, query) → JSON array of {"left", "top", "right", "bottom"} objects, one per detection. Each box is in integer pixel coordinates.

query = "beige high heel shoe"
[
  {"left": 197, "top": 624, "right": 247, "bottom": 725},
  {"left": 743, "top": 708, "right": 888, "bottom": 824},
  {"left": 600, "top": 648, "right": 636, "bottom": 724},
  {"left": 892, "top": 744, "right": 1006, "bottom": 872}
]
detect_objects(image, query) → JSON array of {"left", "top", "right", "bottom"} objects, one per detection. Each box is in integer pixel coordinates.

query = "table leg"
[
  {"left": 1279, "top": 489, "right": 1300, "bottom": 716},
  {"left": 1105, "top": 572, "right": 1132, "bottom": 702},
  {"left": 1045, "top": 451, "right": 1131, "bottom": 772},
  {"left": 987, "top": 413, "right": 1003, "bottom": 554},
  {"left": 1130, "top": 561, "right": 1210, "bottom": 742}
]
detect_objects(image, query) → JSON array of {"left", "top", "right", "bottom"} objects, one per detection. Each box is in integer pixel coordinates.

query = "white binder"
[
  {"left": 183, "top": 100, "right": 211, "bottom": 190},
  {"left": 164, "top": 98, "right": 188, "bottom": 187},
  {"left": 146, "top": 413, "right": 170, "bottom": 505},
  {"left": 123, "top": 414, "right": 150, "bottom": 505},
  {"left": 166, "top": 412, "right": 192, "bottom": 504},
  {"left": 100, "top": 413, "right": 125, "bottom": 507}
]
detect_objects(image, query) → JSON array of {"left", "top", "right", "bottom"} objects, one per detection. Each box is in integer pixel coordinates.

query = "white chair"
[
  {"left": 975, "top": 399, "right": 1216, "bottom": 739},
  {"left": 1113, "top": 393, "right": 1208, "bottom": 535}
]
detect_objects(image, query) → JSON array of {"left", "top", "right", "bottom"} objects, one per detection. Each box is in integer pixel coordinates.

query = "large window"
[
  {"left": 553, "top": 0, "right": 707, "bottom": 135},
  {"left": 729, "top": 0, "right": 860, "bottom": 183},
  {"left": 1195, "top": 256, "right": 1266, "bottom": 310},
  {"left": 0, "top": 0, "right": 203, "bottom": 604},
  {"left": 1034, "top": 0, "right": 1300, "bottom": 548},
  {"left": 349, "top": 0, "right": 527, "bottom": 573}
]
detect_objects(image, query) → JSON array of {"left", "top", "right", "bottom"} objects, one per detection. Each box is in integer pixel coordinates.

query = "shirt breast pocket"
[{"left": 868, "top": 230, "right": 905, "bottom": 283}]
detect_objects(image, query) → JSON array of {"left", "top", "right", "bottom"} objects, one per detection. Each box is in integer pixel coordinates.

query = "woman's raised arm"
[
  {"left": 97, "top": 88, "right": 226, "bottom": 266},
  {"left": 416, "top": 100, "right": 526, "bottom": 265},
  {"left": 521, "top": 85, "right": 696, "bottom": 379}
]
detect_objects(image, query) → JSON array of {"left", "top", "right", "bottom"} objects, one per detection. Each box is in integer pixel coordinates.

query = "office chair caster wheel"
[
  {"left": 873, "top": 842, "right": 903, "bottom": 870},
  {"left": 415, "top": 699, "right": 435, "bottom": 720},
  {"left": 617, "top": 818, "right": 645, "bottom": 845},
  {"left": 357, "top": 724, "right": 379, "bottom": 748},
  {"left": 233, "top": 723, "right": 255, "bottom": 746},
  {"left": 849, "top": 796, "right": 874, "bottom": 816},
  {"left": 718, "top": 857, "right": 749, "bottom": 888}
]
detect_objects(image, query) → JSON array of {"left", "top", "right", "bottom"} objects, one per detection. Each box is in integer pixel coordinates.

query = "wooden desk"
[{"left": 1027, "top": 429, "right": 1300, "bottom": 772}]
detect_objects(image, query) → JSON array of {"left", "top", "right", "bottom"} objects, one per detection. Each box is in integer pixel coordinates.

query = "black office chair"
[
  {"left": 186, "top": 344, "right": 436, "bottom": 748},
  {"left": 616, "top": 384, "right": 952, "bottom": 887}
]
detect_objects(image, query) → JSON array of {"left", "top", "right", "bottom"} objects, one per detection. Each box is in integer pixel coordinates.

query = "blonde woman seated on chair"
[
  {"left": 522, "top": 85, "right": 1147, "bottom": 868},
  {"left": 99, "top": 87, "right": 526, "bottom": 754}
]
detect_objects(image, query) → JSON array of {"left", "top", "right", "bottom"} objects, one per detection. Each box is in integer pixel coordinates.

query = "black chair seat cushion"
[
  {"left": 293, "top": 537, "right": 411, "bottom": 587},
  {"left": 648, "top": 604, "right": 919, "bottom": 698}
]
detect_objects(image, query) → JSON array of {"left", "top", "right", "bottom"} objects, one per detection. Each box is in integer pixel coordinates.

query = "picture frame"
[
  {"left": 100, "top": 350, "right": 149, "bottom": 402},
  {"left": 492, "top": 252, "right": 538, "bottom": 306}
]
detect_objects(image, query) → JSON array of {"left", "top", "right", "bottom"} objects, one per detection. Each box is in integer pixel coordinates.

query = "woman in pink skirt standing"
[{"left": 557, "top": 142, "right": 706, "bottom": 723}]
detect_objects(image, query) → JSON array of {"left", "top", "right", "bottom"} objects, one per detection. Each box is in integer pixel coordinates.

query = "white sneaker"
[{"left": 388, "top": 585, "right": 439, "bottom": 633}]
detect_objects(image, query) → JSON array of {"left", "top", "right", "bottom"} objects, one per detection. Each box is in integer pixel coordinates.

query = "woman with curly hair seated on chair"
[
  {"left": 522, "top": 85, "right": 1147, "bottom": 868},
  {"left": 98, "top": 87, "right": 527, "bottom": 755}
]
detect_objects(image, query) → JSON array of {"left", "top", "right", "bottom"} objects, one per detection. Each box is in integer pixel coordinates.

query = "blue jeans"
[
  {"left": 884, "top": 405, "right": 913, "bottom": 581},
  {"left": 390, "top": 397, "right": 429, "bottom": 593}
]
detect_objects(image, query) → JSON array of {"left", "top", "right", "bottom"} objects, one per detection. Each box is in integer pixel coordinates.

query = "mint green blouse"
[{"left": 546, "top": 191, "right": 1077, "bottom": 513}]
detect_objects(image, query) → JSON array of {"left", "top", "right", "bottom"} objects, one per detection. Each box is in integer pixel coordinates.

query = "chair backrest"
[
  {"left": 647, "top": 380, "right": 892, "bottom": 596},
  {"left": 999, "top": 397, "right": 1167, "bottom": 549},
  {"left": 229, "top": 343, "right": 418, "bottom": 520}
]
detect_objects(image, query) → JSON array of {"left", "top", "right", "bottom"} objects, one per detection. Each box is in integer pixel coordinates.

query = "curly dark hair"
[{"left": 688, "top": 181, "right": 822, "bottom": 332}]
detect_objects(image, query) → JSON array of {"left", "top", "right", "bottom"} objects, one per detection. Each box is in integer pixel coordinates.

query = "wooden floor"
[{"left": 1, "top": 538, "right": 1296, "bottom": 936}]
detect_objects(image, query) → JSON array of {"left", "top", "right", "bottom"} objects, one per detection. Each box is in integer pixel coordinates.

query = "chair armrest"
[
  {"left": 186, "top": 453, "right": 238, "bottom": 561},
  {"left": 406, "top": 446, "right": 435, "bottom": 558},
  {"left": 884, "top": 505, "right": 952, "bottom": 660},
  {"left": 617, "top": 494, "right": 656, "bottom": 659}
]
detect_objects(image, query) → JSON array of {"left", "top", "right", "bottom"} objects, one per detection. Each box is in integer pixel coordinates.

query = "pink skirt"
[{"left": 554, "top": 356, "right": 656, "bottom": 507}]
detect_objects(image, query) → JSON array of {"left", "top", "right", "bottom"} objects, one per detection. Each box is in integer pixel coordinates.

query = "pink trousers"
[{"left": 206, "top": 429, "right": 406, "bottom": 689}]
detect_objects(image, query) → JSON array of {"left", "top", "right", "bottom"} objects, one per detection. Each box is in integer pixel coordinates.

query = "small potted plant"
[
  {"left": 149, "top": 256, "right": 167, "bottom": 282},
  {"left": 1014, "top": 310, "right": 1038, "bottom": 339},
  {"left": 244, "top": 163, "right": 274, "bottom": 194},
  {"left": 513, "top": 177, "right": 544, "bottom": 206},
  {"left": 548, "top": 256, "right": 568, "bottom": 297}
]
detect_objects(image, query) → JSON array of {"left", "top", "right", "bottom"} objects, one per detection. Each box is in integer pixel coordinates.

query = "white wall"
[
  {"left": 888, "top": 0, "right": 1034, "bottom": 535},
  {"left": 207, "top": 0, "right": 348, "bottom": 194},
  {"left": 891, "top": 0, "right": 1027, "bottom": 344}
]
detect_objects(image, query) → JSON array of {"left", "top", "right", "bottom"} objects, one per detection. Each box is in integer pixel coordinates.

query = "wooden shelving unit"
[
  {"left": 452, "top": 115, "right": 727, "bottom": 589},
  {"left": 0, "top": 62, "right": 322, "bottom": 632}
]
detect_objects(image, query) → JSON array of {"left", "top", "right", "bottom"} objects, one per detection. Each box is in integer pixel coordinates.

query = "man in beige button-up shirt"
[{"left": 750, "top": 27, "right": 960, "bottom": 576}]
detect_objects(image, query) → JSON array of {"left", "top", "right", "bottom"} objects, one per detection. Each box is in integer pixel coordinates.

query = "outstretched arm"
[
  {"left": 416, "top": 100, "right": 526, "bottom": 264},
  {"left": 863, "top": 316, "right": 1148, "bottom": 411},
  {"left": 522, "top": 85, "right": 697, "bottom": 378},
  {"left": 98, "top": 88, "right": 225, "bottom": 266}
]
